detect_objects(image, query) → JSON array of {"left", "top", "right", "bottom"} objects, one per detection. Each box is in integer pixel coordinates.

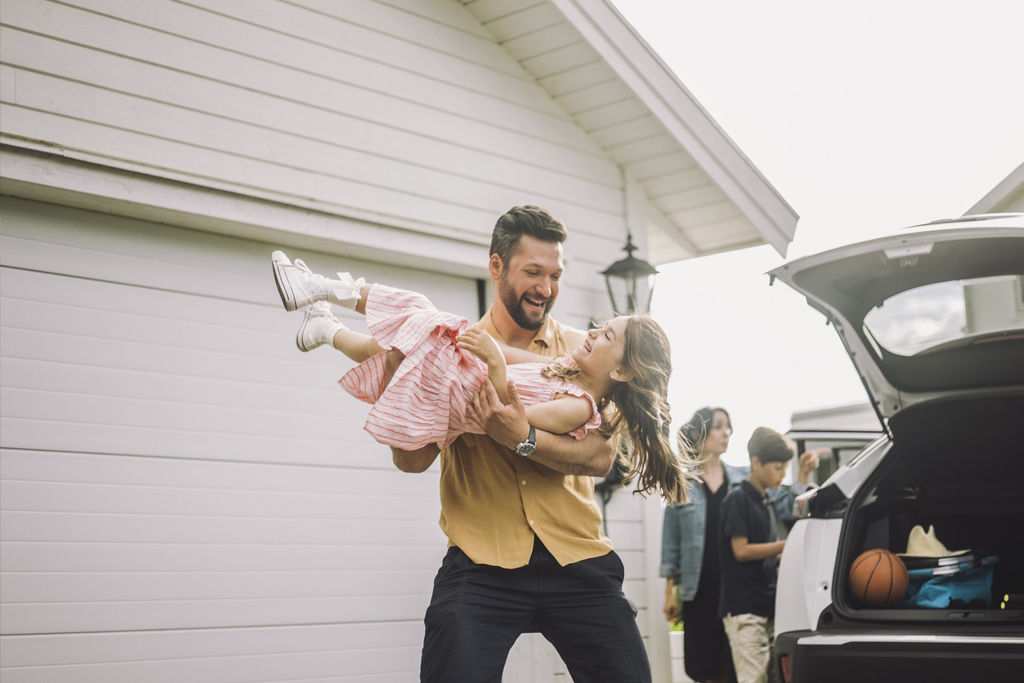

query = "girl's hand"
[{"left": 457, "top": 328, "right": 502, "bottom": 368}]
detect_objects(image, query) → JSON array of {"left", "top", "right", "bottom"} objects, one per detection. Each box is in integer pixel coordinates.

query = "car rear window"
[{"left": 864, "top": 275, "right": 1024, "bottom": 356}]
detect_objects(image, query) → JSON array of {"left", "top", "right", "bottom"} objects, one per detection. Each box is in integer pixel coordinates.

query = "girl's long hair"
[{"left": 546, "top": 317, "right": 697, "bottom": 505}]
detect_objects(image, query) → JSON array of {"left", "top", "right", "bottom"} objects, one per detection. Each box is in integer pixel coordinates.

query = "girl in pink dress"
[{"left": 271, "top": 250, "right": 692, "bottom": 504}]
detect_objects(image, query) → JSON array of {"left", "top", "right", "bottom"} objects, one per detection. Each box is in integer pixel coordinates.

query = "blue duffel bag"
[{"left": 902, "top": 555, "right": 998, "bottom": 609}]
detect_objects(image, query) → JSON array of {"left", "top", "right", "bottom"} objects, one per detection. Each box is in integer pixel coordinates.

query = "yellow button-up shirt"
[{"left": 437, "top": 309, "right": 614, "bottom": 568}]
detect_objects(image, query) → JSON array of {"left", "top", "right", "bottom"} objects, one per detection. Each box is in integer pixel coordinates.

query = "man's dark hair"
[
  {"left": 747, "top": 426, "right": 795, "bottom": 464},
  {"left": 489, "top": 205, "right": 567, "bottom": 265}
]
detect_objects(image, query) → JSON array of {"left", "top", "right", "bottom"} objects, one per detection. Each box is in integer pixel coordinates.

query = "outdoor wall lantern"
[
  {"left": 594, "top": 232, "right": 659, "bottom": 523},
  {"left": 601, "top": 233, "right": 658, "bottom": 315}
]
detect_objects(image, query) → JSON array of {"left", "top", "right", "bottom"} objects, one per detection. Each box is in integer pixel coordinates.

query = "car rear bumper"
[{"left": 775, "top": 630, "right": 1024, "bottom": 683}]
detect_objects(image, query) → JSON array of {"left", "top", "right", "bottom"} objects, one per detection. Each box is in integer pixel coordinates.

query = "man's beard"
[{"left": 498, "top": 275, "right": 548, "bottom": 331}]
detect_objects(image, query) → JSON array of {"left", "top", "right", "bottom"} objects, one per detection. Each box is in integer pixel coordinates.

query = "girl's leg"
[
  {"left": 272, "top": 250, "right": 364, "bottom": 311},
  {"left": 297, "top": 300, "right": 406, "bottom": 383}
]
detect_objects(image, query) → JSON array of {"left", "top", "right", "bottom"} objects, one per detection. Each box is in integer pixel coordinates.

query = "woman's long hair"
[
  {"left": 678, "top": 406, "right": 731, "bottom": 470},
  {"left": 543, "top": 317, "right": 697, "bottom": 504}
]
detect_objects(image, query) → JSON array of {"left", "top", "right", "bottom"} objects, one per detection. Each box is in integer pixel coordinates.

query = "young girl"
[{"left": 271, "top": 250, "right": 692, "bottom": 504}]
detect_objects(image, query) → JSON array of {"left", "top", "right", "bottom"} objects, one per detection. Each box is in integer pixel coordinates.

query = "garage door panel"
[
  {"left": 0, "top": 450, "right": 434, "bottom": 497},
  {"left": 0, "top": 357, "right": 350, "bottom": 420},
  {"left": 0, "top": 325, "right": 351, "bottom": 403},
  {"left": 1, "top": 541, "right": 444, "bottom": 573},
  {"left": 1, "top": 479, "right": 437, "bottom": 520},
  {"left": 0, "top": 269, "right": 364, "bottom": 381},
  {"left": 2, "top": 569, "right": 431, "bottom": 603},
  {"left": 1, "top": 593, "right": 427, "bottom": 635},
  {"left": 0, "top": 418, "right": 388, "bottom": 467},
  {"left": 0, "top": 199, "right": 462, "bottom": 646},
  {"left": 1, "top": 621, "right": 423, "bottom": 680},
  {"left": 0, "top": 198, "right": 480, "bottom": 319},
  {"left": 1, "top": 510, "right": 439, "bottom": 545},
  {"left": 2, "top": 387, "right": 357, "bottom": 443}
]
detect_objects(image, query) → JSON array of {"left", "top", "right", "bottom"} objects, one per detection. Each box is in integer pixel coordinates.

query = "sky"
[{"left": 613, "top": 0, "right": 1024, "bottom": 465}]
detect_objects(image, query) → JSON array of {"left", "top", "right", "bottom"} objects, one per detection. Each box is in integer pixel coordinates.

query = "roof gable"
[{"left": 459, "top": 0, "right": 798, "bottom": 260}]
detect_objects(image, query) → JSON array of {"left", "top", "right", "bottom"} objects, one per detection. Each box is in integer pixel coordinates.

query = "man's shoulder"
[{"left": 546, "top": 317, "right": 585, "bottom": 347}]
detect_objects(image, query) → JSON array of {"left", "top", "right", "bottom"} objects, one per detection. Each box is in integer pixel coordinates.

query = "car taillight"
[{"left": 780, "top": 654, "right": 792, "bottom": 683}]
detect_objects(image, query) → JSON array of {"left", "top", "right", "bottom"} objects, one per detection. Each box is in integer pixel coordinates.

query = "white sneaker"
[
  {"left": 271, "top": 250, "right": 364, "bottom": 311},
  {"left": 296, "top": 302, "right": 345, "bottom": 352}
]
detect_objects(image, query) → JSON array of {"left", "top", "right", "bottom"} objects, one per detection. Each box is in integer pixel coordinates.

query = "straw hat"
[{"left": 899, "top": 524, "right": 968, "bottom": 558}]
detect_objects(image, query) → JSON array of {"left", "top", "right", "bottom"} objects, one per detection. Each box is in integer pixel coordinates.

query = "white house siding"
[
  {"left": 0, "top": 0, "right": 630, "bottom": 327},
  {"left": 0, "top": 195, "right": 485, "bottom": 681},
  {"left": 0, "top": 0, "right": 668, "bottom": 679}
]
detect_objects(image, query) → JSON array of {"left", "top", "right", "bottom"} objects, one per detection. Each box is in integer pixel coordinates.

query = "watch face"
[{"left": 516, "top": 442, "right": 535, "bottom": 457}]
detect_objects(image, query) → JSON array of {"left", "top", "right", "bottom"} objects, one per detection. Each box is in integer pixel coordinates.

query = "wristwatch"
[{"left": 515, "top": 426, "right": 536, "bottom": 458}]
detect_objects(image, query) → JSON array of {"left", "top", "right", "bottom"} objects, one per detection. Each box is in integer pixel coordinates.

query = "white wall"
[
  {"left": 0, "top": 0, "right": 671, "bottom": 678},
  {"left": 1, "top": 196, "right": 484, "bottom": 680},
  {"left": 0, "top": 0, "right": 631, "bottom": 326}
]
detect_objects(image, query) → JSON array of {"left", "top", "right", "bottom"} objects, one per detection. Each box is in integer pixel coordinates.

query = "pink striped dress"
[{"left": 338, "top": 285, "right": 602, "bottom": 450}]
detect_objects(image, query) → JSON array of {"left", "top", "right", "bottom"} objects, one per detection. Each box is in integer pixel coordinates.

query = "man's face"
[{"left": 494, "top": 235, "right": 564, "bottom": 331}]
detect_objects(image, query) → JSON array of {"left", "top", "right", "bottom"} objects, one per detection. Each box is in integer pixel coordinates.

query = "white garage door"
[{"left": 0, "top": 196, "right": 479, "bottom": 681}]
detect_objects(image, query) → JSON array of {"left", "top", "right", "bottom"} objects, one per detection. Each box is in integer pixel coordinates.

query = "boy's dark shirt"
[{"left": 719, "top": 479, "right": 780, "bottom": 619}]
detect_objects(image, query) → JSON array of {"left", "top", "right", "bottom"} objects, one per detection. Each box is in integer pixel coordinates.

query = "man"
[{"left": 394, "top": 205, "right": 652, "bottom": 682}]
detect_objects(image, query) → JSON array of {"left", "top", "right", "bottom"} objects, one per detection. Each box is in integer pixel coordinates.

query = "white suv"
[{"left": 768, "top": 215, "right": 1024, "bottom": 683}]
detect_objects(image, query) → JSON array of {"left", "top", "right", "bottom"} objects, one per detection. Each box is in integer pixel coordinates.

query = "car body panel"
[
  {"left": 770, "top": 216, "right": 1024, "bottom": 681},
  {"left": 775, "top": 517, "right": 842, "bottom": 635},
  {"left": 768, "top": 216, "right": 1024, "bottom": 423}
]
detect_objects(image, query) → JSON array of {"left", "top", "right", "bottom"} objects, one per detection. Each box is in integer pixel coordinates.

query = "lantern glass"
[{"left": 601, "top": 234, "right": 658, "bottom": 314}]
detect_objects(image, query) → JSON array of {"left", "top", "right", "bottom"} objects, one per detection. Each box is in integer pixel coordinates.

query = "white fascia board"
[
  {"left": 965, "top": 161, "right": 1024, "bottom": 215},
  {"left": 550, "top": 0, "right": 798, "bottom": 256},
  {"left": 0, "top": 144, "right": 489, "bottom": 278}
]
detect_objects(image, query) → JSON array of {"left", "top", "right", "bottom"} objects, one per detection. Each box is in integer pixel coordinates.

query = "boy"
[{"left": 719, "top": 426, "right": 796, "bottom": 683}]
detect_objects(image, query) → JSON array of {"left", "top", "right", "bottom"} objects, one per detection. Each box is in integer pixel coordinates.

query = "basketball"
[{"left": 848, "top": 548, "right": 908, "bottom": 607}]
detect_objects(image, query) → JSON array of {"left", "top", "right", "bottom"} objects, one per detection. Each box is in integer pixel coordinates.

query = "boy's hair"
[
  {"left": 747, "top": 426, "right": 796, "bottom": 464},
  {"left": 489, "top": 205, "right": 567, "bottom": 264}
]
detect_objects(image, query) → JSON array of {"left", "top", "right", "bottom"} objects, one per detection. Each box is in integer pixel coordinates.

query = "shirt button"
[
  {"left": 529, "top": 520, "right": 535, "bottom": 526},
  {"left": 521, "top": 480, "right": 527, "bottom": 486}
]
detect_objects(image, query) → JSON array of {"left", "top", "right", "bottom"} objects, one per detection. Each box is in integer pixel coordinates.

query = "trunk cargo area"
[{"left": 836, "top": 394, "right": 1024, "bottom": 623}]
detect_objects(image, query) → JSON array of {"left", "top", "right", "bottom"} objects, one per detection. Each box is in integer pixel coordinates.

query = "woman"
[
  {"left": 660, "top": 408, "right": 815, "bottom": 683},
  {"left": 661, "top": 407, "right": 741, "bottom": 683}
]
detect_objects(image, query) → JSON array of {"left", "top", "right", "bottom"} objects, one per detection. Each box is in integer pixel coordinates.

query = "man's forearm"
[{"left": 528, "top": 431, "right": 614, "bottom": 476}]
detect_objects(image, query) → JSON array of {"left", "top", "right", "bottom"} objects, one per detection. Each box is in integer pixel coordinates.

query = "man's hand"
[{"left": 468, "top": 379, "right": 529, "bottom": 450}]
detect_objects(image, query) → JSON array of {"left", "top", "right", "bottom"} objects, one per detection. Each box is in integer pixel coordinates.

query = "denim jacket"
[{"left": 660, "top": 463, "right": 805, "bottom": 601}]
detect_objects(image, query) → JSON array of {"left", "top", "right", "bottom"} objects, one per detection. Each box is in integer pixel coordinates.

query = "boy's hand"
[
  {"left": 797, "top": 449, "right": 826, "bottom": 485},
  {"left": 457, "top": 328, "right": 503, "bottom": 368}
]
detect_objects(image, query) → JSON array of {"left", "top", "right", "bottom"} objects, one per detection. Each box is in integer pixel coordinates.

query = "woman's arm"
[
  {"left": 660, "top": 506, "right": 682, "bottom": 622},
  {"left": 524, "top": 396, "right": 593, "bottom": 435},
  {"left": 468, "top": 379, "right": 614, "bottom": 477}
]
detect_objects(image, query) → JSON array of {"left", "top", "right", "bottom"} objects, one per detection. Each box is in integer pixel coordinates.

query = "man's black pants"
[{"left": 420, "top": 537, "right": 652, "bottom": 682}]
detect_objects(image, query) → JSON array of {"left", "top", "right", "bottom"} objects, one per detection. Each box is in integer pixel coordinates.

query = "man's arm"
[
  {"left": 391, "top": 445, "right": 440, "bottom": 473},
  {"left": 468, "top": 379, "right": 614, "bottom": 476}
]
